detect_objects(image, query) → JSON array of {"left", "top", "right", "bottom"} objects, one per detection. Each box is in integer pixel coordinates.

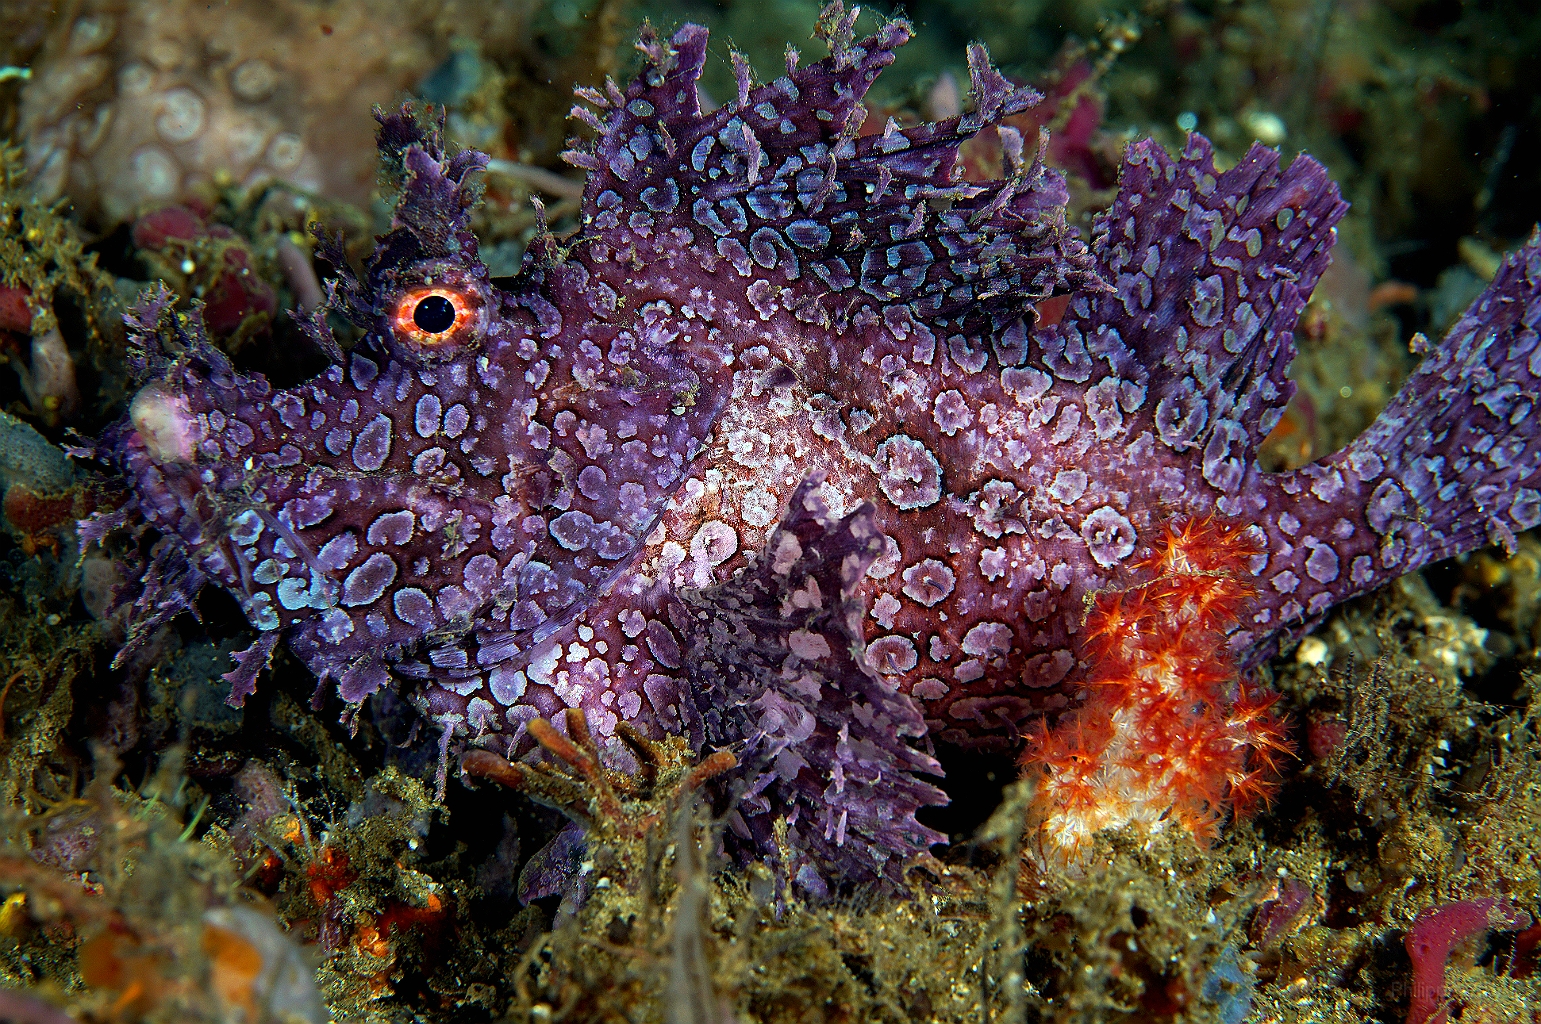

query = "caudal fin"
[{"left": 1244, "top": 233, "right": 1541, "bottom": 647}]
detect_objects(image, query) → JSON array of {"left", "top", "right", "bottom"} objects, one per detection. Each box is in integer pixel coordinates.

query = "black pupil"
[{"left": 413, "top": 295, "right": 456, "bottom": 334}]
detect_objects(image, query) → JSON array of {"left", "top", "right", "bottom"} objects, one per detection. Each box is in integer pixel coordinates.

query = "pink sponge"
[{"left": 1405, "top": 898, "right": 1532, "bottom": 1024}]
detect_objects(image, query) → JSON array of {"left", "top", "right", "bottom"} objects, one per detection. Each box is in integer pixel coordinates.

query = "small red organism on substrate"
[
  {"left": 303, "top": 844, "right": 356, "bottom": 910},
  {"left": 1251, "top": 876, "right": 1319, "bottom": 948},
  {"left": 129, "top": 204, "right": 208, "bottom": 250},
  {"left": 302, "top": 844, "right": 358, "bottom": 952},
  {"left": 1513, "top": 918, "right": 1541, "bottom": 978},
  {"left": 130, "top": 205, "right": 276, "bottom": 339},
  {"left": 1020, "top": 516, "right": 1293, "bottom": 863},
  {"left": 356, "top": 891, "right": 450, "bottom": 963},
  {"left": 298, "top": 841, "right": 450, "bottom": 973},
  {"left": 2, "top": 483, "right": 95, "bottom": 557},
  {"left": 1305, "top": 712, "right": 1349, "bottom": 761},
  {"left": 1404, "top": 898, "right": 1532, "bottom": 1024},
  {"left": 0, "top": 285, "right": 31, "bottom": 333}
]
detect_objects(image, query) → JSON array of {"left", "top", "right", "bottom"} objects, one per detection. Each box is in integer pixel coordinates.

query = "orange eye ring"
[{"left": 392, "top": 286, "right": 475, "bottom": 348}]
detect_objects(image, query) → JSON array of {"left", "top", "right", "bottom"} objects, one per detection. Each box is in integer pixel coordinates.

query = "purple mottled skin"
[{"left": 87, "top": 9, "right": 1541, "bottom": 888}]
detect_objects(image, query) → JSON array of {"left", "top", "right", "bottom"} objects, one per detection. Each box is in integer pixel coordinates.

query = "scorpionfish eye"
[{"left": 386, "top": 278, "right": 487, "bottom": 360}]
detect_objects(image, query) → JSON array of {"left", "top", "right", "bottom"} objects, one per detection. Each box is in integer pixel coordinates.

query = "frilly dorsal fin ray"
[
  {"left": 375, "top": 103, "right": 446, "bottom": 171},
  {"left": 1038, "top": 134, "right": 1346, "bottom": 485},
  {"left": 222, "top": 632, "right": 281, "bottom": 708},
  {"left": 290, "top": 280, "right": 346, "bottom": 364},
  {"left": 563, "top": 13, "right": 1100, "bottom": 345}
]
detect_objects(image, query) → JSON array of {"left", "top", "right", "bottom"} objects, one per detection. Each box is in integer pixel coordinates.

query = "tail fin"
[{"left": 1244, "top": 233, "right": 1541, "bottom": 648}]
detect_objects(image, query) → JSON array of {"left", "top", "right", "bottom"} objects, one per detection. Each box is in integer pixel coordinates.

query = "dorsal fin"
[
  {"left": 560, "top": 7, "right": 1101, "bottom": 337},
  {"left": 1036, "top": 135, "right": 1347, "bottom": 497}
]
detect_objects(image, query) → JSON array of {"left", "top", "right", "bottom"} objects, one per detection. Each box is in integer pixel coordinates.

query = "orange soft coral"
[{"left": 1020, "top": 515, "right": 1293, "bottom": 864}]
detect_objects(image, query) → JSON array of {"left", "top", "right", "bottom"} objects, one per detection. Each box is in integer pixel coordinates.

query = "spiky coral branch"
[{"left": 1021, "top": 516, "right": 1293, "bottom": 863}]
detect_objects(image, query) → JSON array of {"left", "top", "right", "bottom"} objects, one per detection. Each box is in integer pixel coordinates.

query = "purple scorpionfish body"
[{"left": 89, "top": 12, "right": 1541, "bottom": 887}]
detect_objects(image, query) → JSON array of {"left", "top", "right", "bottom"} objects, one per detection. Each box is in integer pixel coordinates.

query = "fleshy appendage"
[
  {"left": 466, "top": 478, "right": 947, "bottom": 895},
  {"left": 669, "top": 479, "right": 946, "bottom": 894}
]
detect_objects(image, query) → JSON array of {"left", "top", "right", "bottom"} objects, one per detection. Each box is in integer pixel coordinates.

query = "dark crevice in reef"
[{"left": 918, "top": 743, "right": 1014, "bottom": 845}]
